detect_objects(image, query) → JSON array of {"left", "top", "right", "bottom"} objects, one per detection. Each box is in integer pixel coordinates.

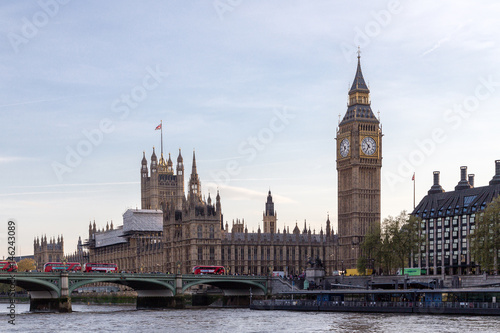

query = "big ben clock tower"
[{"left": 336, "top": 51, "right": 382, "bottom": 270}]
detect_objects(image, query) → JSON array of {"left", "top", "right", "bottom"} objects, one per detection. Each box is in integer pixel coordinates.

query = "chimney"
[
  {"left": 428, "top": 171, "right": 445, "bottom": 194},
  {"left": 455, "top": 166, "right": 472, "bottom": 191},
  {"left": 468, "top": 174, "right": 475, "bottom": 188},
  {"left": 489, "top": 160, "right": 500, "bottom": 185}
]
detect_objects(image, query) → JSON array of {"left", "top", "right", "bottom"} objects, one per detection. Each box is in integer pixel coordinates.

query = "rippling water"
[{"left": 1, "top": 304, "right": 499, "bottom": 332}]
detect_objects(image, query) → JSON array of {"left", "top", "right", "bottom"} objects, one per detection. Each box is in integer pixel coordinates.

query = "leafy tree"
[
  {"left": 18, "top": 258, "right": 36, "bottom": 272},
  {"left": 356, "top": 257, "right": 367, "bottom": 274},
  {"left": 384, "top": 212, "right": 422, "bottom": 275},
  {"left": 360, "top": 223, "right": 382, "bottom": 273},
  {"left": 470, "top": 196, "right": 500, "bottom": 273},
  {"left": 360, "top": 211, "right": 422, "bottom": 275}
]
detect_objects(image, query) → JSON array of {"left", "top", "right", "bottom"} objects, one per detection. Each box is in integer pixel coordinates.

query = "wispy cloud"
[
  {"left": 421, "top": 23, "right": 466, "bottom": 57},
  {"left": 205, "top": 182, "right": 296, "bottom": 203},
  {"left": 421, "top": 37, "right": 451, "bottom": 57}
]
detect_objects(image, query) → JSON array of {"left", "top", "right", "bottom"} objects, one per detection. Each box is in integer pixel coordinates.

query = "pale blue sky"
[{"left": 1, "top": 1, "right": 500, "bottom": 258}]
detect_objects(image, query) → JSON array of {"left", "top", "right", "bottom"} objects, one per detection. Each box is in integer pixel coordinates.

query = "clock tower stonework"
[{"left": 336, "top": 53, "right": 382, "bottom": 270}]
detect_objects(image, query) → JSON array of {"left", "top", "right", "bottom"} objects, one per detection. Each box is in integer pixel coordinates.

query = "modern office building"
[{"left": 412, "top": 161, "right": 500, "bottom": 275}]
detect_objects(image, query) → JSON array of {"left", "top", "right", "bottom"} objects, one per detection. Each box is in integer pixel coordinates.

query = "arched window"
[
  {"left": 197, "top": 226, "right": 202, "bottom": 238},
  {"left": 209, "top": 225, "right": 214, "bottom": 239}
]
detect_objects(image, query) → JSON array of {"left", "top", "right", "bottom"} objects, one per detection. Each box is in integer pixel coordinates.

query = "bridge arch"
[
  {"left": 0, "top": 275, "right": 61, "bottom": 298},
  {"left": 182, "top": 278, "right": 267, "bottom": 295},
  {"left": 68, "top": 276, "right": 176, "bottom": 296}
]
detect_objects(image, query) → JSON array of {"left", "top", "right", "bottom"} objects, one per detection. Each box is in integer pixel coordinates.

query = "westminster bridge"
[{"left": 0, "top": 272, "right": 270, "bottom": 312}]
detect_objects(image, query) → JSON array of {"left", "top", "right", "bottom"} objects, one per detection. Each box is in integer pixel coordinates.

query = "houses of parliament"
[{"left": 35, "top": 54, "right": 383, "bottom": 276}]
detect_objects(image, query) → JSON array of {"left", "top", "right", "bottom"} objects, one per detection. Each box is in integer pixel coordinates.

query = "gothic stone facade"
[
  {"left": 33, "top": 235, "right": 64, "bottom": 267},
  {"left": 85, "top": 150, "right": 338, "bottom": 275},
  {"left": 84, "top": 55, "right": 381, "bottom": 275}
]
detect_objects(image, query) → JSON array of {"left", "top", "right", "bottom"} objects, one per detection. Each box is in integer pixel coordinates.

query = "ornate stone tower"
[
  {"left": 188, "top": 151, "right": 202, "bottom": 204},
  {"left": 33, "top": 235, "right": 64, "bottom": 266},
  {"left": 141, "top": 147, "right": 185, "bottom": 211},
  {"left": 336, "top": 52, "right": 382, "bottom": 269},
  {"left": 263, "top": 190, "right": 277, "bottom": 233}
]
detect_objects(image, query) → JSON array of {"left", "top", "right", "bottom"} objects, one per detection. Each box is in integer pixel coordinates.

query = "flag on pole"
[
  {"left": 155, "top": 123, "right": 162, "bottom": 130},
  {"left": 412, "top": 173, "right": 415, "bottom": 181}
]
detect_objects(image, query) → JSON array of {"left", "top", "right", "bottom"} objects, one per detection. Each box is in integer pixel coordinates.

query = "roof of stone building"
[
  {"left": 412, "top": 183, "right": 500, "bottom": 219},
  {"left": 223, "top": 232, "right": 327, "bottom": 243},
  {"left": 123, "top": 209, "right": 163, "bottom": 233},
  {"left": 340, "top": 104, "right": 378, "bottom": 125},
  {"left": 339, "top": 55, "right": 378, "bottom": 126},
  {"left": 94, "top": 209, "right": 163, "bottom": 248},
  {"left": 94, "top": 227, "right": 127, "bottom": 248}
]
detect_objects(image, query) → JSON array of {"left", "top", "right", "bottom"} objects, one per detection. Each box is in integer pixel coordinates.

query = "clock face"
[
  {"left": 361, "top": 137, "right": 376, "bottom": 155},
  {"left": 339, "top": 138, "right": 350, "bottom": 158}
]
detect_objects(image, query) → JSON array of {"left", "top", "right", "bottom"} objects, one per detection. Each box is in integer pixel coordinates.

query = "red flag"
[
  {"left": 412, "top": 173, "right": 415, "bottom": 181},
  {"left": 155, "top": 123, "right": 162, "bottom": 130}
]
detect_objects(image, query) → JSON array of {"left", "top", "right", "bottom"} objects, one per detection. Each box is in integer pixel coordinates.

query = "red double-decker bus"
[
  {"left": 83, "top": 263, "right": 118, "bottom": 273},
  {"left": 192, "top": 265, "right": 225, "bottom": 275},
  {"left": 0, "top": 261, "right": 17, "bottom": 272},
  {"left": 44, "top": 262, "right": 81, "bottom": 272}
]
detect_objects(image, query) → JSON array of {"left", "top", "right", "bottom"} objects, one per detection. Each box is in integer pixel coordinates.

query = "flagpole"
[
  {"left": 413, "top": 173, "right": 416, "bottom": 209},
  {"left": 160, "top": 120, "right": 163, "bottom": 156}
]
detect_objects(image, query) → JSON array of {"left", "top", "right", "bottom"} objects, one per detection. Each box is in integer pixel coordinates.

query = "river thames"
[{"left": 1, "top": 304, "right": 500, "bottom": 332}]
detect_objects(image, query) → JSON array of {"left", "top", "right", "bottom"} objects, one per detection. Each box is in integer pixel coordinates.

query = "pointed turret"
[
  {"left": 192, "top": 150, "right": 197, "bottom": 175},
  {"left": 340, "top": 49, "right": 378, "bottom": 125},
  {"left": 263, "top": 189, "right": 277, "bottom": 233},
  {"left": 265, "top": 190, "right": 274, "bottom": 216},
  {"left": 349, "top": 49, "right": 370, "bottom": 95},
  {"left": 167, "top": 153, "right": 174, "bottom": 174},
  {"left": 177, "top": 148, "right": 183, "bottom": 164},
  {"left": 188, "top": 150, "right": 202, "bottom": 202},
  {"left": 150, "top": 147, "right": 159, "bottom": 209},
  {"left": 142, "top": 151, "right": 147, "bottom": 168},
  {"left": 141, "top": 151, "right": 149, "bottom": 209},
  {"left": 326, "top": 214, "right": 331, "bottom": 237},
  {"left": 216, "top": 190, "right": 223, "bottom": 230},
  {"left": 175, "top": 148, "right": 185, "bottom": 211},
  {"left": 151, "top": 147, "right": 157, "bottom": 163}
]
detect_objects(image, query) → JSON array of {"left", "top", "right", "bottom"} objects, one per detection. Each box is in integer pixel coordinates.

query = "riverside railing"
[{"left": 252, "top": 299, "right": 500, "bottom": 310}]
